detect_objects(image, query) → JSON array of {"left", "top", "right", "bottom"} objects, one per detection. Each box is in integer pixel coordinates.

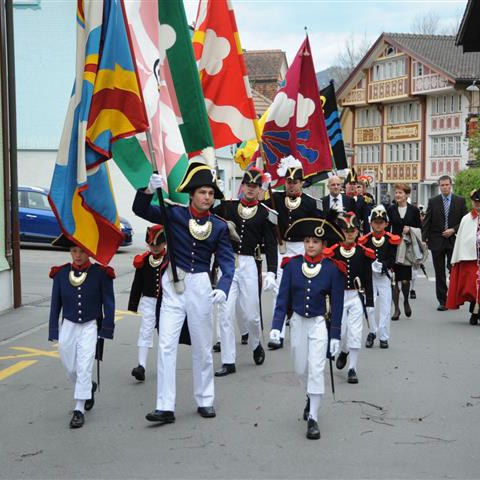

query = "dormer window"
[{"left": 386, "top": 46, "right": 395, "bottom": 56}]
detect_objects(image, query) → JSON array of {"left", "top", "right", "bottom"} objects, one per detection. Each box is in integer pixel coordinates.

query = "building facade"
[{"left": 337, "top": 33, "right": 480, "bottom": 206}]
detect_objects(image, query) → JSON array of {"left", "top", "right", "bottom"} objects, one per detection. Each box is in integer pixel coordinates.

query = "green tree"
[
  {"left": 468, "top": 128, "right": 480, "bottom": 164},
  {"left": 454, "top": 167, "right": 480, "bottom": 208}
]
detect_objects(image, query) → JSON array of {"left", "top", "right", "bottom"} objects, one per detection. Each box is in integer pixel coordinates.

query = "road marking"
[{"left": 0, "top": 360, "right": 38, "bottom": 381}]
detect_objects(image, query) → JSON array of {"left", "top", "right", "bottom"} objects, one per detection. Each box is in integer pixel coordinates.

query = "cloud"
[
  {"left": 296, "top": 93, "right": 315, "bottom": 128},
  {"left": 198, "top": 29, "right": 231, "bottom": 76},
  {"left": 266, "top": 91, "right": 295, "bottom": 128}
]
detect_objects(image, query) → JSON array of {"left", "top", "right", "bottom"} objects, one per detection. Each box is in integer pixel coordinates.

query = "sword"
[
  {"left": 420, "top": 263, "right": 428, "bottom": 279},
  {"left": 325, "top": 294, "right": 335, "bottom": 401},
  {"left": 354, "top": 276, "right": 370, "bottom": 329}
]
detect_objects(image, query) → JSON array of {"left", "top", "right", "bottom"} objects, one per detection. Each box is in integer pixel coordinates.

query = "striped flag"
[{"left": 49, "top": 0, "right": 149, "bottom": 264}]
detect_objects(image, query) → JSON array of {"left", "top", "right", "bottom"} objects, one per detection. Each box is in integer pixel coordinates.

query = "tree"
[
  {"left": 410, "top": 11, "right": 441, "bottom": 34},
  {"left": 454, "top": 167, "right": 480, "bottom": 208}
]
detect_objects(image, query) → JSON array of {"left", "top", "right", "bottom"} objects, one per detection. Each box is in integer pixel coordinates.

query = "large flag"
[
  {"left": 112, "top": 0, "right": 190, "bottom": 203},
  {"left": 320, "top": 80, "right": 348, "bottom": 170},
  {"left": 158, "top": 0, "right": 215, "bottom": 163},
  {"left": 49, "top": 0, "right": 149, "bottom": 264},
  {"left": 261, "top": 37, "right": 332, "bottom": 185},
  {"left": 193, "top": 0, "right": 257, "bottom": 149}
]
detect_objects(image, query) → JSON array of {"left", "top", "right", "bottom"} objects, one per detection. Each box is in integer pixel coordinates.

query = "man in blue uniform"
[
  {"left": 48, "top": 235, "right": 115, "bottom": 429},
  {"left": 269, "top": 217, "right": 345, "bottom": 440},
  {"left": 132, "top": 162, "right": 235, "bottom": 424},
  {"left": 128, "top": 225, "right": 168, "bottom": 382},
  {"left": 212, "top": 167, "right": 278, "bottom": 376}
]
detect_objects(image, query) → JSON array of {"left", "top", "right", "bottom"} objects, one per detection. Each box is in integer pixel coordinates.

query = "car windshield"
[{"left": 27, "top": 191, "right": 51, "bottom": 211}]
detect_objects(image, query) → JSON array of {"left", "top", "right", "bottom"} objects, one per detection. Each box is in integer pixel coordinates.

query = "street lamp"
[{"left": 467, "top": 80, "right": 480, "bottom": 115}]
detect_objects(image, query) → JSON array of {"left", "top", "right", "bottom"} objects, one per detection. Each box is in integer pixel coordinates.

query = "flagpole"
[{"left": 146, "top": 129, "right": 184, "bottom": 293}]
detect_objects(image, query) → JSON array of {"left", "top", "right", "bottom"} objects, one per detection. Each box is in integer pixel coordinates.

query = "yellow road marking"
[
  {"left": 0, "top": 360, "right": 38, "bottom": 381},
  {"left": 9, "top": 347, "right": 60, "bottom": 358},
  {"left": 115, "top": 309, "right": 139, "bottom": 316}
]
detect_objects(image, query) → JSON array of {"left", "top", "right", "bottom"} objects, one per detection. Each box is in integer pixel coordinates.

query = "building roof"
[
  {"left": 252, "top": 88, "right": 272, "bottom": 116},
  {"left": 456, "top": 0, "right": 480, "bottom": 52},
  {"left": 244, "top": 49, "right": 287, "bottom": 80}
]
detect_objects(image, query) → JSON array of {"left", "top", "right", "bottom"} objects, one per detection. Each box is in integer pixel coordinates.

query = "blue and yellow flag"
[{"left": 49, "top": 0, "right": 148, "bottom": 264}]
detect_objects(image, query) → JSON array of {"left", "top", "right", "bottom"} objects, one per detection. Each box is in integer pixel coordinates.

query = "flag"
[
  {"left": 320, "top": 81, "right": 348, "bottom": 170},
  {"left": 49, "top": 0, "right": 149, "bottom": 264},
  {"left": 158, "top": 0, "right": 214, "bottom": 163},
  {"left": 261, "top": 37, "right": 332, "bottom": 185},
  {"left": 112, "top": 0, "right": 190, "bottom": 203},
  {"left": 193, "top": 0, "right": 257, "bottom": 149}
]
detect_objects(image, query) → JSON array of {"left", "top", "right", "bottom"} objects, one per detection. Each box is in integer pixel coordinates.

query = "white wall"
[{"left": 0, "top": 271, "right": 13, "bottom": 313}]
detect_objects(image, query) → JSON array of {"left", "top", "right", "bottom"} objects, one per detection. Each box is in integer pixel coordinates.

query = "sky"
[{"left": 183, "top": 0, "right": 468, "bottom": 71}]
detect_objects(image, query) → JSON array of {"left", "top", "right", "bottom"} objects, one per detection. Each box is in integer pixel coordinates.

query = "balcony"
[
  {"left": 342, "top": 88, "right": 366, "bottom": 106},
  {"left": 368, "top": 78, "right": 408, "bottom": 102}
]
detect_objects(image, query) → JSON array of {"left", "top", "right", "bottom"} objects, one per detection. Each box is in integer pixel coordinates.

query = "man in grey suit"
[{"left": 422, "top": 175, "right": 467, "bottom": 311}]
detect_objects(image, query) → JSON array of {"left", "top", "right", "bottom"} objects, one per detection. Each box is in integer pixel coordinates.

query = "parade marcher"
[
  {"left": 132, "top": 162, "right": 235, "bottom": 424},
  {"left": 323, "top": 212, "right": 374, "bottom": 384},
  {"left": 356, "top": 175, "right": 375, "bottom": 233},
  {"left": 48, "top": 235, "right": 115, "bottom": 429},
  {"left": 359, "top": 205, "right": 400, "bottom": 349},
  {"left": 265, "top": 155, "right": 323, "bottom": 350},
  {"left": 387, "top": 184, "right": 421, "bottom": 320},
  {"left": 128, "top": 225, "right": 168, "bottom": 382},
  {"left": 446, "top": 189, "right": 480, "bottom": 325},
  {"left": 212, "top": 168, "right": 277, "bottom": 376},
  {"left": 321, "top": 175, "right": 357, "bottom": 215},
  {"left": 269, "top": 217, "right": 345, "bottom": 439},
  {"left": 422, "top": 175, "right": 468, "bottom": 311}
]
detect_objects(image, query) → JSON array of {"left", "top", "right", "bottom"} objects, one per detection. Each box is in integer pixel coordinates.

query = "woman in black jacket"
[{"left": 387, "top": 184, "right": 422, "bottom": 320}]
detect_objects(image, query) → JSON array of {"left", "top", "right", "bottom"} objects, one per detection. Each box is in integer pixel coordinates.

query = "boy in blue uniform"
[
  {"left": 48, "top": 236, "right": 115, "bottom": 429},
  {"left": 269, "top": 217, "right": 345, "bottom": 439},
  {"left": 132, "top": 162, "right": 234, "bottom": 424},
  {"left": 128, "top": 225, "right": 168, "bottom": 382}
]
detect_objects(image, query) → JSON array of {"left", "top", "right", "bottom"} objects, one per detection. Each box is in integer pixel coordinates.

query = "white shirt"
[{"left": 329, "top": 194, "right": 343, "bottom": 211}]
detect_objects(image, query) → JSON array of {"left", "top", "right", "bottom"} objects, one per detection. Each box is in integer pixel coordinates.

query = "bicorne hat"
[
  {"left": 176, "top": 161, "right": 223, "bottom": 199},
  {"left": 145, "top": 225, "right": 165, "bottom": 246},
  {"left": 277, "top": 155, "right": 303, "bottom": 181},
  {"left": 241, "top": 167, "right": 264, "bottom": 186},
  {"left": 284, "top": 217, "right": 345, "bottom": 244},
  {"left": 51, "top": 234, "right": 80, "bottom": 249},
  {"left": 337, "top": 211, "right": 360, "bottom": 231},
  {"left": 344, "top": 168, "right": 358, "bottom": 185},
  {"left": 369, "top": 205, "right": 389, "bottom": 223},
  {"left": 470, "top": 189, "right": 480, "bottom": 202}
]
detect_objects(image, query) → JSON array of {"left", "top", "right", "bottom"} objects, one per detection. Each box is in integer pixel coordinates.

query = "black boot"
[
  {"left": 131, "top": 365, "right": 145, "bottom": 382},
  {"left": 268, "top": 338, "right": 284, "bottom": 350},
  {"left": 365, "top": 332, "right": 376, "bottom": 348},
  {"left": 215, "top": 363, "right": 236, "bottom": 376},
  {"left": 306, "top": 418, "right": 320, "bottom": 439},
  {"left": 69, "top": 410, "right": 85, "bottom": 429},
  {"left": 335, "top": 351, "right": 348, "bottom": 370},
  {"left": 391, "top": 285, "right": 400, "bottom": 320},
  {"left": 253, "top": 343, "right": 265, "bottom": 365},
  {"left": 401, "top": 281, "right": 412, "bottom": 317}
]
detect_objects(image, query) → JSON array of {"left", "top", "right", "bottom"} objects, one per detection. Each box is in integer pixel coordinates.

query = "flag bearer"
[
  {"left": 358, "top": 206, "right": 400, "bottom": 349},
  {"left": 128, "top": 225, "right": 168, "bottom": 382},
  {"left": 132, "top": 162, "right": 234, "bottom": 424},
  {"left": 212, "top": 167, "right": 278, "bottom": 376},
  {"left": 323, "top": 212, "right": 374, "bottom": 384},
  {"left": 48, "top": 235, "right": 115, "bottom": 429},
  {"left": 269, "top": 217, "right": 345, "bottom": 440}
]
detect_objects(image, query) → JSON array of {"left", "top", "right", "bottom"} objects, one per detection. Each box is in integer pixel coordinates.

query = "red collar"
[
  {"left": 240, "top": 198, "right": 259, "bottom": 207},
  {"left": 189, "top": 205, "right": 210, "bottom": 218},
  {"left": 152, "top": 248, "right": 166, "bottom": 259},
  {"left": 287, "top": 192, "right": 302, "bottom": 199},
  {"left": 372, "top": 232, "right": 385, "bottom": 239},
  {"left": 304, "top": 254, "right": 323, "bottom": 264},
  {"left": 72, "top": 260, "right": 91, "bottom": 271},
  {"left": 472, "top": 209, "right": 479, "bottom": 219},
  {"left": 340, "top": 242, "right": 356, "bottom": 250}
]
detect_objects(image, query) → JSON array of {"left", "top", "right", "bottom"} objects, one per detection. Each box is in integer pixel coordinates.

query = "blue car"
[{"left": 18, "top": 186, "right": 133, "bottom": 247}]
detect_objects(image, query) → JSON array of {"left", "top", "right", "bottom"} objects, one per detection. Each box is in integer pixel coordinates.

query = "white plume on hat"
[{"left": 276, "top": 155, "right": 302, "bottom": 177}]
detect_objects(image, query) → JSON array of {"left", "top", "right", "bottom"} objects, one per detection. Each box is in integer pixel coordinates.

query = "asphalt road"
[{"left": 1, "top": 246, "right": 479, "bottom": 479}]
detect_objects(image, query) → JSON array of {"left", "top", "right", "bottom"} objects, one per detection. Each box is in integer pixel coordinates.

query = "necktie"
[
  {"left": 442, "top": 196, "right": 449, "bottom": 229},
  {"left": 332, "top": 197, "right": 338, "bottom": 209}
]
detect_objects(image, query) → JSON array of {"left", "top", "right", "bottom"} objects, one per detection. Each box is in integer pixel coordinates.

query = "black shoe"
[
  {"left": 379, "top": 339, "right": 389, "bottom": 349},
  {"left": 212, "top": 342, "right": 221, "bottom": 353},
  {"left": 469, "top": 314, "right": 479, "bottom": 326},
  {"left": 197, "top": 406, "right": 216, "bottom": 418},
  {"left": 131, "top": 365, "right": 145, "bottom": 382},
  {"left": 241, "top": 333, "right": 249, "bottom": 345},
  {"left": 215, "top": 363, "right": 236, "bottom": 376},
  {"left": 365, "top": 332, "right": 376, "bottom": 348},
  {"left": 347, "top": 368, "right": 359, "bottom": 384},
  {"left": 335, "top": 351, "right": 348, "bottom": 370},
  {"left": 391, "top": 310, "right": 400, "bottom": 321},
  {"left": 268, "top": 338, "right": 284, "bottom": 350},
  {"left": 437, "top": 304, "right": 448, "bottom": 311},
  {"left": 404, "top": 300, "right": 412, "bottom": 318},
  {"left": 410, "top": 290, "right": 416, "bottom": 299},
  {"left": 69, "top": 410, "right": 85, "bottom": 429},
  {"left": 306, "top": 418, "right": 320, "bottom": 440},
  {"left": 145, "top": 410, "right": 175, "bottom": 424},
  {"left": 253, "top": 343, "right": 265, "bottom": 365},
  {"left": 84, "top": 382, "right": 97, "bottom": 411},
  {"left": 303, "top": 395, "right": 310, "bottom": 421}
]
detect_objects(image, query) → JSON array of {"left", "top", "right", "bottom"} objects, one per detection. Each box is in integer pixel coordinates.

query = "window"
[
  {"left": 27, "top": 191, "right": 50, "bottom": 211},
  {"left": 386, "top": 142, "right": 420, "bottom": 162},
  {"left": 431, "top": 135, "right": 462, "bottom": 157},
  {"left": 387, "top": 102, "right": 420, "bottom": 124}
]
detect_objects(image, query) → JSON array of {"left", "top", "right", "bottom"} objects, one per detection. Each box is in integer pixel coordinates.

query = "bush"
[{"left": 454, "top": 167, "right": 480, "bottom": 208}]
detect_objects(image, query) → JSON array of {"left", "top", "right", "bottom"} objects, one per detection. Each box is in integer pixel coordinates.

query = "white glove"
[
  {"left": 217, "top": 178, "right": 225, "bottom": 192},
  {"left": 148, "top": 173, "right": 165, "bottom": 192},
  {"left": 261, "top": 172, "right": 272, "bottom": 191},
  {"left": 263, "top": 272, "right": 276, "bottom": 292},
  {"left": 329, "top": 338, "right": 340, "bottom": 358},
  {"left": 210, "top": 289, "right": 227, "bottom": 304},
  {"left": 269, "top": 329, "right": 281, "bottom": 344},
  {"left": 372, "top": 259, "right": 383, "bottom": 274}
]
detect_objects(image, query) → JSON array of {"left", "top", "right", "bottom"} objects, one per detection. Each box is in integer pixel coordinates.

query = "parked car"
[{"left": 18, "top": 186, "right": 133, "bottom": 247}]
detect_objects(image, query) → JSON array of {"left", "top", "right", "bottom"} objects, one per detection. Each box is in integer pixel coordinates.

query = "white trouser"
[
  {"left": 340, "top": 290, "right": 364, "bottom": 351},
  {"left": 290, "top": 312, "right": 328, "bottom": 395},
  {"left": 58, "top": 319, "right": 97, "bottom": 400},
  {"left": 273, "top": 242, "right": 305, "bottom": 339},
  {"left": 137, "top": 296, "right": 157, "bottom": 348},
  {"left": 156, "top": 271, "right": 214, "bottom": 411},
  {"left": 368, "top": 272, "right": 392, "bottom": 341},
  {"left": 218, "top": 255, "right": 260, "bottom": 364}
]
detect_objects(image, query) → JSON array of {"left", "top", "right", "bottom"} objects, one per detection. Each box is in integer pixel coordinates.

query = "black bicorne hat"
[
  {"left": 145, "top": 225, "right": 165, "bottom": 246},
  {"left": 344, "top": 168, "right": 358, "bottom": 185},
  {"left": 242, "top": 167, "right": 264, "bottom": 186},
  {"left": 337, "top": 211, "right": 360, "bottom": 231},
  {"left": 470, "top": 189, "right": 480, "bottom": 202},
  {"left": 51, "top": 234, "right": 80, "bottom": 249},
  {"left": 277, "top": 155, "right": 304, "bottom": 181},
  {"left": 284, "top": 217, "right": 345, "bottom": 244},
  {"left": 176, "top": 161, "right": 224, "bottom": 199},
  {"left": 369, "top": 205, "right": 389, "bottom": 223}
]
